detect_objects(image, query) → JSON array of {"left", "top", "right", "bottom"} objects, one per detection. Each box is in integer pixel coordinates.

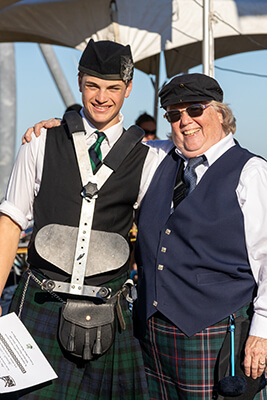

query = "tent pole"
[
  {"left": 39, "top": 44, "right": 76, "bottom": 108},
  {"left": 153, "top": 53, "right": 160, "bottom": 124},
  {"left": 110, "top": 0, "right": 120, "bottom": 42},
  {"left": 0, "top": 43, "right": 16, "bottom": 200},
  {"left": 209, "top": 0, "right": 215, "bottom": 77},
  {"left": 202, "top": 0, "right": 214, "bottom": 77}
]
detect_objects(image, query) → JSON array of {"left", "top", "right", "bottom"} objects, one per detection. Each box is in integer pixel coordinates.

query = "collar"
[
  {"left": 175, "top": 132, "right": 236, "bottom": 167},
  {"left": 80, "top": 108, "right": 124, "bottom": 146}
]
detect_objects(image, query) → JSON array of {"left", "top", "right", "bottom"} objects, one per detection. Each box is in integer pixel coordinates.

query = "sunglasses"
[
  {"left": 144, "top": 129, "right": 156, "bottom": 135},
  {"left": 164, "top": 104, "right": 210, "bottom": 123}
]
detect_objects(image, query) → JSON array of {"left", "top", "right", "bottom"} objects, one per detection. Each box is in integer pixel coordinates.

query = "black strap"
[
  {"left": 63, "top": 111, "right": 145, "bottom": 173},
  {"left": 103, "top": 125, "right": 144, "bottom": 171},
  {"left": 63, "top": 110, "right": 86, "bottom": 137}
]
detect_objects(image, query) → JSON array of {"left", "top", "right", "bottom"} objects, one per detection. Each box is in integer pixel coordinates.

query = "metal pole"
[
  {"left": 0, "top": 43, "right": 16, "bottom": 200},
  {"left": 153, "top": 53, "right": 160, "bottom": 124},
  {"left": 110, "top": 0, "right": 120, "bottom": 42},
  {"left": 209, "top": 0, "right": 215, "bottom": 77},
  {"left": 203, "top": 0, "right": 209, "bottom": 75},
  {"left": 39, "top": 44, "right": 76, "bottom": 108},
  {"left": 202, "top": 0, "right": 214, "bottom": 77}
]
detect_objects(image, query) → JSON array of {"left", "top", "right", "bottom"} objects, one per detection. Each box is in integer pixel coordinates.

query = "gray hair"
[{"left": 210, "top": 100, "right": 236, "bottom": 135}]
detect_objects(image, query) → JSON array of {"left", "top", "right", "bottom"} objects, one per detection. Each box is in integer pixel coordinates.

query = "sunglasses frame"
[{"left": 164, "top": 103, "right": 211, "bottom": 123}]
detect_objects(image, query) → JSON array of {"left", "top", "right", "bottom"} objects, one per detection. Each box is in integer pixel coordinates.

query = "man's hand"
[
  {"left": 244, "top": 335, "right": 267, "bottom": 379},
  {"left": 22, "top": 118, "right": 61, "bottom": 144}
]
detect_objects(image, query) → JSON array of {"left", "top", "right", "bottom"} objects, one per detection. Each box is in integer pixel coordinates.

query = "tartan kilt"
[
  {"left": 139, "top": 309, "right": 267, "bottom": 400},
  {"left": 4, "top": 269, "right": 149, "bottom": 400}
]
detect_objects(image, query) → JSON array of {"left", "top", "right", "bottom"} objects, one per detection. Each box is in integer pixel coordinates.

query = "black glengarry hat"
[
  {"left": 79, "top": 39, "right": 134, "bottom": 84},
  {"left": 159, "top": 73, "right": 223, "bottom": 109}
]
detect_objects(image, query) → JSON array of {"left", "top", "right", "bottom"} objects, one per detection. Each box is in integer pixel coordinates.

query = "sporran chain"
[{"left": 18, "top": 269, "right": 65, "bottom": 319}]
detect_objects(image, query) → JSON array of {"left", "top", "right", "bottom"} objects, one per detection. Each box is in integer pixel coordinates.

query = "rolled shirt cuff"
[{"left": 0, "top": 200, "right": 30, "bottom": 231}]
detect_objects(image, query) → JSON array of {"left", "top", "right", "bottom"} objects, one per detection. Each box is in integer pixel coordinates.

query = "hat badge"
[{"left": 121, "top": 56, "right": 134, "bottom": 83}]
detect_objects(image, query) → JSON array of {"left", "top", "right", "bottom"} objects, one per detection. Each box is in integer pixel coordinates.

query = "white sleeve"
[
  {"left": 136, "top": 141, "right": 174, "bottom": 207},
  {"left": 236, "top": 156, "right": 267, "bottom": 338},
  {"left": 0, "top": 129, "right": 47, "bottom": 230}
]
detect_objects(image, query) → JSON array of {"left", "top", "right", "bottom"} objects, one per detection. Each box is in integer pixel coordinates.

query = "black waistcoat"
[{"left": 27, "top": 123, "right": 149, "bottom": 285}]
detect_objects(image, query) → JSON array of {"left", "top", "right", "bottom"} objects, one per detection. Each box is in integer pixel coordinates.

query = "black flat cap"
[
  {"left": 159, "top": 73, "right": 223, "bottom": 109},
  {"left": 79, "top": 39, "right": 134, "bottom": 84}
]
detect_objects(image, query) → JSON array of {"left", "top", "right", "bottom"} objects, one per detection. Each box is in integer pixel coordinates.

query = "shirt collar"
[
  {"left": 80, "top": 108, "right": 124, "bottom": 146},
  {"left": 175, "top": 133, "right": 236, "bottom": 166}
]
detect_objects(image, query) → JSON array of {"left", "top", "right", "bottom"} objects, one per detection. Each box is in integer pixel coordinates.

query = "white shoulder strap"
[{"left": 70, "top": 132, "right": 114, "bottom": 295}]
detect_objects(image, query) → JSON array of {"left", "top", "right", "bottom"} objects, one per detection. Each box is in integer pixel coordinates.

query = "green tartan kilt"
[{"left": 3, "top": 269, "right": 149, "bottom": 400}]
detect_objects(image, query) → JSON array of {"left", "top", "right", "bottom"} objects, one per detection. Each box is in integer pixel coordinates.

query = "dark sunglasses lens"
[
  {"left": 165, "top": 105, "right": 206, "bottom": 122},
  {"left": 144, "top": 129, "right": 156, "bottom": 135},
  {"left": 166, "top": 111, "right": 181, "bottom": 122},
  {"left": 187, "top": 105, "right": 204, "bottom": 118}
]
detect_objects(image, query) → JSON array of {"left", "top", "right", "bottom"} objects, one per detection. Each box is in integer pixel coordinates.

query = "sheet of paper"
[{"left": 0, "top": 312, "right": 57, "bottom": 393}]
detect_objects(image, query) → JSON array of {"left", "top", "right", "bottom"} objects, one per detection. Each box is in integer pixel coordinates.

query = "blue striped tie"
[{"left": 184, "top": 155, "right": 206, "bottom": 195}]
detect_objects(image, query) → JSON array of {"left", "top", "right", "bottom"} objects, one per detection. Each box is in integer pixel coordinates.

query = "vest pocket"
[{"left": 197, "top": 271, "right": 238, "bottom": 286}]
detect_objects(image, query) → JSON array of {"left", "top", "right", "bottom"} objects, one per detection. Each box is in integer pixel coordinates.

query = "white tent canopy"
[
  {"left": 135, "top": 0, "right": 267, "bottom": 77},
  {"left": 0, "top": 0, "right": 173, "bottom": 65},
  {"left": 1, "top": 0, "right": 267, "bottom": 77}
]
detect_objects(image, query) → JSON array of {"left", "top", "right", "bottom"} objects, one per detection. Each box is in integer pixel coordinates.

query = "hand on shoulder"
[{"left": 22, "top": 118, "right": 62, "bottom": 144}]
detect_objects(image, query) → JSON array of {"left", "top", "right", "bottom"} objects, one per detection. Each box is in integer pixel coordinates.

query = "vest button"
[
  {"left": 161, "top": 247, "right": 167, "bottom": 253},
  {"left": 153, "top": 301, "right": 158, "bottom": 307},
  {"left": 158, "top": 264, "right": 164, "bottom": 270}
]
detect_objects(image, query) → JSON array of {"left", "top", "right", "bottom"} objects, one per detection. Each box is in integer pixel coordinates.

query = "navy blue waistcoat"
[{"left": 135, "top": 144, "right": 257, "bottom": 337}]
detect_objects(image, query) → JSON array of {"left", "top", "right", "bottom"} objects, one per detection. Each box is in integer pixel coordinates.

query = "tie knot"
[
  {"left": 186, "top": 155, "right": 206, "bottom": 171},
  {"left": 95, "top": 130, "right": 106, "bottom": 142}
]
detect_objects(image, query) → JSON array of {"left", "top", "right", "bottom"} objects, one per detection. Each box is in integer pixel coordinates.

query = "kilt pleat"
[
  {"left": 4, "top": 269, "right": 149, "bottom": 400},
  {"left": 139, "top": 311, "right": 267, "bottom": 400}
]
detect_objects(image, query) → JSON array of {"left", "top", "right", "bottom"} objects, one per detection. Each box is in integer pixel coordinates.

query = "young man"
[{"left": 0, "top": 39, "right": 161, "bottom": 400}]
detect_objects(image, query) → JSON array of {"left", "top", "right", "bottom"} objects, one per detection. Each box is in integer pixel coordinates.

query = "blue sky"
[{"left": 15, "top": 43, "right": 267, "bottom": 158}]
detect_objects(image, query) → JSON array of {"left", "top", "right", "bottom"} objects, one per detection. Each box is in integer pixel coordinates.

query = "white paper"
[{"left": 0, "top": 312, "right": 57, "bottom": 393}]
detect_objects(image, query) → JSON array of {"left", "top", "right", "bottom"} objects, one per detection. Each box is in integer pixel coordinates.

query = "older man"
[{"left": 134, "top": 73, "right": 267, "bottom": 399}]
